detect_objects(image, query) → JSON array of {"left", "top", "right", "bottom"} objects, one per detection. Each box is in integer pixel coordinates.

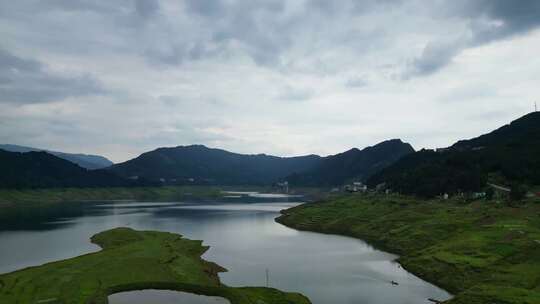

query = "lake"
[{"left": 0, "top": 193, "right": 451, "bottom": 304}]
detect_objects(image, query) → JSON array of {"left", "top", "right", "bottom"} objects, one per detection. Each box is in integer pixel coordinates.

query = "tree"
[
  {"left": 486, "top": 187, "right": 494, "bottom": 200},
  {"left": 509, "top": 183, "right": 527, "bottom": 201}
]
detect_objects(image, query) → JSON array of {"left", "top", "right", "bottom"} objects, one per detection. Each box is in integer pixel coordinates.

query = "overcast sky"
[{"left": 1, "top": 1, "right": 539, "bottom": 162}]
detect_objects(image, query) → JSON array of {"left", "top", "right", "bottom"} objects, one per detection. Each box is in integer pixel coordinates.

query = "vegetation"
[
  {"left": 0, "top": 186, "right": 224, "bottom": 207},
  {"left": 0, "top": 227, "right": 311, "bottom": 304},
  {"left": 277, "top": 194, "right": 540, "bottom": 304},
  {"left": 0, "top": 150, "right": 151, "bottom": 189},
  {"left": 108, "top": 144, "right": 322, "bottom": 185},
  {"left": 510, "top": 183, "right": 527, "bottom": 201},
  {"left": 0, "top": 144, "right": 113, "bottom": 170},
  {"left": 287, "top": 139, "right": 414, "bottom": 186},
  {"left": 368, "top": 112, "right": 540, "bottom": 197}
]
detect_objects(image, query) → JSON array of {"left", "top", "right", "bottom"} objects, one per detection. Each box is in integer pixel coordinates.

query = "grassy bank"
[
  {"left": 276, "top": 194, "right": 540, "bottom": 304},
  {"left": 0, "top": 227, "right": 311, "bottom": 304},
  {"left": 0, "top": 186, "right": 226, "bottom": 206}
]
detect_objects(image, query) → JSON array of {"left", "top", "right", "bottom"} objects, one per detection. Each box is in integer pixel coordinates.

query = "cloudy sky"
[{"left": 1, "top": 0, "right": 539, "bottom": 162}]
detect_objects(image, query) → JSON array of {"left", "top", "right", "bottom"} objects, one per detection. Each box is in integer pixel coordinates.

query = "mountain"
[
  {"left": 0, "top": 144, "right": 113, "bottom": 170},
  {"left": 367, "top": 112, "right": 540, "bottom": 197},
  {"left": 108, "top": 145, "right": 322, "bottom": 185},
  {"left": 287, "top": 139, "right": 415, "bottom": 186},
  {"left": 0, "top": 150, "right": 138, "bottom": 189}
]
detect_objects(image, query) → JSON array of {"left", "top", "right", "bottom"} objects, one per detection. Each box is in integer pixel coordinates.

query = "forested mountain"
[
  {"left": 367, "top": 112, "right": 540, "bottom": 197},
  {"left": 108, "top": 145, "right": 322, "bottom": 185},
  {"left": 0, "top": 144, "right": 113, "bottom": 169},
  {"left": 287, "top": 139, "right": 415, "bottom": 186},
  {"left": 0, "top": 150, "right": 137, "bottom": 189}
]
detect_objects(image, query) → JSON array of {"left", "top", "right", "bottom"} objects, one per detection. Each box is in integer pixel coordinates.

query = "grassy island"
[
  {"left": 276, "top": 194, "right": 540, "bottom": 304},
  {"left": 0, "top": 228, "right": 311, "bottom": 304}
]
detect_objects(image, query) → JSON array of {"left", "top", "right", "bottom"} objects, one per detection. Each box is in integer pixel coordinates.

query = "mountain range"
[
  {"left": 107, "top": 140, "right": 414, "bottom": 186},
  {"left": 0, "top": 144, "right": 113, "bottom": 170},
  {"left": 0, "top": 150, "right": 136, "bottom": 189},
  {"left": 2, "top": 112, "right": 538, "bottom": 192},
  {"left": 286, "top": 139, "right": 414, "bottom": 186},
  {"left": 108, "top": 145, "right": 322, "bottom": 185},
  {"left": 367, "top": 112, "right": 540, "bottom": 197},
  {"left": 0, "top": 141, "right": 414, "bottom": 189}
]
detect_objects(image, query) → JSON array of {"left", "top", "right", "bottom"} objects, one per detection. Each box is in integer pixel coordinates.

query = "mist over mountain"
[
  {"left": 368, "top": 112, "right": 540, "bottom": 197},
  {"left": 0, "top": 144, "right": 113, "bottom": 170}
]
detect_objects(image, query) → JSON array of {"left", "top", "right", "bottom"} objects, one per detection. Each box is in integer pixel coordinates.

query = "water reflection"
[{"left": 0, "top": 195, "right": 451, "bottom": 304}]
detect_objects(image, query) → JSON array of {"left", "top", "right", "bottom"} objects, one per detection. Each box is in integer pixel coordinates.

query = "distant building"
[
  {"left": 344, "top": 183, "right": 366, "bottom": 193},
  {"left": 277, "top": 181, "right": 289, "bottom": 193},
  {"left": 472, "top": 192, "right": 486, "bottom": 199},
  {"left": 375, "top": 182, "right": 387, "bottom": 192}
]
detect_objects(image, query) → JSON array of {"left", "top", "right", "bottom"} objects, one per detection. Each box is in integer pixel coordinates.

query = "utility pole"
[
  {"left": 265, "top": 268, "right": 269, "bottom": 287},
  {"left": 535, "top": 101, "right": 538, "bottom": 112}
]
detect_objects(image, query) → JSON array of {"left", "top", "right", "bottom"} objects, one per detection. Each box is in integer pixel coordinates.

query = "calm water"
[
  {"left": 0, "top": 193, "right": 451, "bottom": 304},
  {"left": 109, "top": 290, "right": 229, "bottom": 304}
]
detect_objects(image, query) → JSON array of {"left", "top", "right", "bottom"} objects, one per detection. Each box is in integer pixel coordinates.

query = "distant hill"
[
  {"left": 368, "top": 112, "right": 540, "bottom": 197},
  {"left": 108, "top": 145, "right": 322, "bottom": 185},
  {"left": 0, "top": 144, "right": 113, "bottom": 170},
  {"left": 0, "top": 150, "right": 140, "bottom": 189},
  {"left": 287, "top": 139, "right": 415, "bottom": 186}
]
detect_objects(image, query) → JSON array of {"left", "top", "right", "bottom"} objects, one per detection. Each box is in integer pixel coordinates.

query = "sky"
[{"left": 1, "top": 0, "right": 539, "bottom": 163}]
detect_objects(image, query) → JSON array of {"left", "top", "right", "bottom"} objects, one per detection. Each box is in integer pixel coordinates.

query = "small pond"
[{"left": 108, "top": 289, "right": 230, "bottom": 304}]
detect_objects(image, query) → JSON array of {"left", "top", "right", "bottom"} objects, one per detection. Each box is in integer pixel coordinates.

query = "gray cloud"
[
  {"left": 346, "top": 75, "right": 368, "bottom": 88},
  {"left": 0, "top": 49, "right": 105, "bottom": 104},
  {"left": 135, "top": 0, "right": 160, "bottom": 19},
  {"left": 455, "top": 0, "right": 540, "bottom": 43},
  {"left": 405, "top": 39, "right": 466, "bottom": 77},
  {"left": 0, "top": 1, "right": 538, "bottom": 161},
  {"left": 184, "top": 0, "right": 225, "bottom": 17},
  {"left": 278, "top": 85, "right": 314, "bottom": 102},
  {"left": 407, "top": 0, "right": 540, "bottom": 77}
]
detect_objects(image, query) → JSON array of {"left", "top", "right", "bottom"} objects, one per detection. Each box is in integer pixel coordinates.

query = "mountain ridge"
[
  {"left": 0, "top": 144, "right": 113, "bottom": 170},
  {"left": 109, "top": 140, "right": 414, "bottom": 186},
  {"left": 367, "top": 112, "right": 540, "bottom": 197},
  {"left": 0, "top": 150, "right": 140, "bottom": 189},
  {"left": 109, "top": 144, "right": 322, "bottom": 185},
  {"left": 287, "top": 139, "right": 415, "bottom": 186}
]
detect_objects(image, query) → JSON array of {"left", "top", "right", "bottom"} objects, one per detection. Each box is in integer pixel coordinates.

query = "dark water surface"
[{"left": 0, "top": 193, "right": 451, "bottom": 304}]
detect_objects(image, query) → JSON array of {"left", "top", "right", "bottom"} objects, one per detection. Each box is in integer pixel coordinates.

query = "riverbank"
[
  {"left": 0, "top": 227, "right": 311, "bottom": 304},
  {"left": 276, "top": 194, "right": 540, "bottom": 304},
  {"left": 0, "top": 186, "right": 226, "bottom": 207},
  {"left": 0, "top": 186, "right": 326, "bottom": 207}
]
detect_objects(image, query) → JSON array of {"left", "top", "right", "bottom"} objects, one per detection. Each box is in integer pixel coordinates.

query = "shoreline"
[
  {"left": 275, "top": 213, "right": 455, "bottom": 301},
  {"left": 0, "top": 227, "right": 311, "bottom": 304},
  {"left": 275, "top": 195, "right": 540, "bottom": 304}
]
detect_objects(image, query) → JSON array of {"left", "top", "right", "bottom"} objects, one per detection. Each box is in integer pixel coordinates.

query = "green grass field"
[
  {"left": 0, "top": 228, "right": 311, "bottom": 304},
  {"left": 276, "top": 194, "right": 540, "bottom": 304}
]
